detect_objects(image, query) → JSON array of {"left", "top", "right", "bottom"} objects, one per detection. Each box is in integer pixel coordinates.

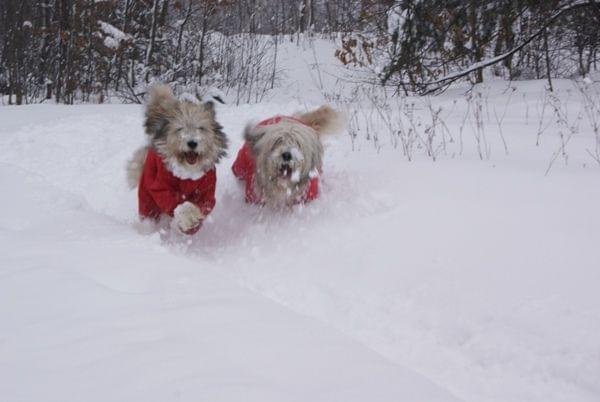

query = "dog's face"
[
  {"left": 144, "top": 85, "right": 227, "bottom": 180},
  {"left": 245, "top": 120, "right": 322, "bottom": 206}
]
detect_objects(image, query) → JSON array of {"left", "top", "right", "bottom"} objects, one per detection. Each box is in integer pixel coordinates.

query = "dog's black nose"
[
  {"left": 187, "top": 140, "right": 198, "bottom": 149},
  {"left": 281, "top": 151, "right": 292, "bottom": 161}
]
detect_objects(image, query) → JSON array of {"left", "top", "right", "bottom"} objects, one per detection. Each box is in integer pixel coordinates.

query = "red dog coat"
[
  {"left": 231, "top": 116, "right": 319, "bottom": 204},
  {"left": 138, "top": 148, "right": 217, "bottom": 231}
]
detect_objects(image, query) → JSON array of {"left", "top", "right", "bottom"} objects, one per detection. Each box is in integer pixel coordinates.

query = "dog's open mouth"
[
  {"left": 278, "top": 165, "right": 302, "bottom": 185},
  {"left": 279, "top": 164, "right": 292, "bottom": 178},
  {"left": 183, "top": 151, "right": 198, "bottom": 165}
]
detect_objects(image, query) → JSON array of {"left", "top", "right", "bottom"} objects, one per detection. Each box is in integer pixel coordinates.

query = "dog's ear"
[
  {"left": 203, "top": 101, "right": 215, "bottom": 118},
  {"left": 144, "top": 85, "right": 178, "bottom": 139},
  {"left": 243, "top": 122, "right": 266, "bottom": 149},
  {"left": 295, "top": 105, "right": 345, "bottom": 136}
]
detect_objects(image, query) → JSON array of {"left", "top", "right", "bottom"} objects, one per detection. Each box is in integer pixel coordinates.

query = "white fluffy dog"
[
  {"left": 232, "top": 106, "right": 344, "bottom": 207},
  {"left": 127, "top": 85, "right": 227, "bottom": 234}
]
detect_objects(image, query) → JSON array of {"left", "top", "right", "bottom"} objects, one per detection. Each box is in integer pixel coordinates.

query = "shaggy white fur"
[
  {"left": 243, "top": 106, "right": 344, "bottom": 207},
  {"left": 127, "top": 84, "right": 227, "bottom": 186},
  {"left": 126, "top": 147, "right": 149, "bottom": 189}
]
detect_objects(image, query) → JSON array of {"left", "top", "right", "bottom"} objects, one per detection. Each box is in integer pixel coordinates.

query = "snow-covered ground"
[
  {"left": 1, "top": 37, "right": 600, "bottom": 402},
  {"left": 0, "top": 109, "right": 463, "bottom": 401}
]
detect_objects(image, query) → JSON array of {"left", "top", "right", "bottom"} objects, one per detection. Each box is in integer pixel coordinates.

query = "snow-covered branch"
[{"left": 419, "top": 0, "right": 597, "bottom": 94}]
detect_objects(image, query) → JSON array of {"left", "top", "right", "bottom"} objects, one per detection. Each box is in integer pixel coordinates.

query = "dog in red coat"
[
  {"left": 232, "top": 106, "right": 344, "bottom": 207},
  {"left": 127, "top": 85, "right": 227, "bottom": 234}
]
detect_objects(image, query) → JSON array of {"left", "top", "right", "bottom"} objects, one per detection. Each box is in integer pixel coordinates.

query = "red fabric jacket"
[
  {"left": 138, "top": 148, "right": 217, "bottom": 222},
  {"left": 232, "top": 116, "right": 319, "bottom": 204}
]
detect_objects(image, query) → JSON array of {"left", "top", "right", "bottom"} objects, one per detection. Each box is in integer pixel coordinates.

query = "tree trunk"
[
  {"left": 543, "top": 28, "right": 553, "bottom": 91},
  {"left": 197, "top": 11, "right": 209, "bottom": 84},
  {"left": 175, "top": 1, "right": 193, "bottom": 65},
  {"left": 115, "top": 0, "right": 132, "bottom": 91},
  {"left": 299, "top": 0, "right": 311, "bottom": 33},
  {"left": 144, "top": 0, "right": 160, "bottom": 82},
  {"left": 469, "top": 1, "right": 483, "bottom": 83}
]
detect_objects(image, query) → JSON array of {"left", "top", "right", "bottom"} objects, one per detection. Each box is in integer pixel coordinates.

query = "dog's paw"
[{"left": 173, "top": 201, "right": 204, "bottom": 234}]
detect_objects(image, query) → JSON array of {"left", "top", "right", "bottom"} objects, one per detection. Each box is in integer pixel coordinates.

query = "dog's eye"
[
  {"left": 197, "top": 126, "right": 205, "bottom": 131},
  {"left": 175, "top": 127, "right": 183, "bottom": 133}
]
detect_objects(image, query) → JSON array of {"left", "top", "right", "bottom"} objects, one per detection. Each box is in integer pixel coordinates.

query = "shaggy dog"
[
  {"left": 127, "top": 85, "right": 227, "bottom": 234},
  {"left": 232, "top": 106, "right": 344, "bottom": 207}
]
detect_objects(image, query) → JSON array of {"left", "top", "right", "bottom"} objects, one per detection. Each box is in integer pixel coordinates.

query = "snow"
[
  {"left": 103, "top": 36, "right": 120, "bottom": 50},
  {"left": 1, "top": 72, "right": 600, "bottom": 402},
  {"left": 267, "top": 36, "right": 347, "bottom": 103},
  {"left": 0, "top": 104, "right": 459, "bottom": 402},
  {"left": 0, "top": 186, "right": 452, "bottom": 402},
  {"left": 98, "top": 21, "right": 128, "bottom": 41},
  {"left": 386, "top": 4, "right": 407, "bottom": 36},
  {"left": 290, "top": 169, "right": 301, "bottom": 183},
  {"left": 98, "top": 21, "right": 130, "bottom": 49}
]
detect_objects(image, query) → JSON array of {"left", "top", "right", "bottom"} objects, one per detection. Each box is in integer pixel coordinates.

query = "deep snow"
[
  {"left": 1, "top": 38, "right": 600, "bottom": 402},
  {"left": 0, "top": 164, "right": 455, "bottom": 402},
  {"left": 0, "top": 106, "right": 462, "bottom": 402}
]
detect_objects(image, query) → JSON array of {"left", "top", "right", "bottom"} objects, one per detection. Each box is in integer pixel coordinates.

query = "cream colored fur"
[
  {"left": 126, "top": 84, "right": 227, "bottom": 188},
  {"left": 294, "top": 105, "right": 345, "bottom": 135},
  {"left": 127, "top": 146, "right": 149, "bottom": 189},
  {"left": 244, "top": 105, "right": 344, "bottom": 207}
]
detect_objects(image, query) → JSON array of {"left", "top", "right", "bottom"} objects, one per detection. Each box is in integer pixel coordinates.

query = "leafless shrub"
[
  {"left": 332, "top": 79, "right": 599, "bottom": 173},
  {"left": 536, "top": 89, "right": 553, "bottom": 146},
  {"left": 216, "top": 34, "right": 279, "bottom": 105},
  {"left": 493, "top": 87, "right": 515, "bottom": 155},
  {"left": 544, "top": 91, "right": 582, "bottom": 175},
  {"left": 574, "top": 80, "right": 600, "bottom": 166},
  {"left": 467, "top": 90, "right": 490, "bottom": 160}
]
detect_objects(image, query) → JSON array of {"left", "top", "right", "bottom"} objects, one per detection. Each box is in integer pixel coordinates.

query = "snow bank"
[{"left": 1, "top": 80, "right": 599, "bottom": 402}]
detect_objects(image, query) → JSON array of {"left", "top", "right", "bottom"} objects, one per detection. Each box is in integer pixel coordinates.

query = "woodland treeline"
[
  {"left": 0, "top": 0, "right": 598, "bottom": 104},
  {"left": 379, "top": 0, "right": 600, "bottom": 94}
]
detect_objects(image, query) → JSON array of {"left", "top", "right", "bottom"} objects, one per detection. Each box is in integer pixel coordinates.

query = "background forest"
[{"left": 1, "top": 0, "right": 598, "bottom": 104}]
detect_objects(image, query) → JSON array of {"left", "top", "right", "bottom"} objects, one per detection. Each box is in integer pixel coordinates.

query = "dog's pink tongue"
[{"left": 185, "top": 152, "right": 198, "bottom": 164}]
